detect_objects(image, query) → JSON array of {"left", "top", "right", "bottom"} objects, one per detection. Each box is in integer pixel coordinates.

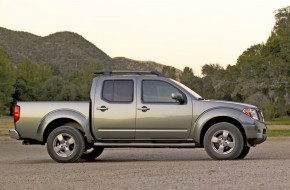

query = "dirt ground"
[{"left": 0, "top": 137, "right": 290, "bottom": 190}]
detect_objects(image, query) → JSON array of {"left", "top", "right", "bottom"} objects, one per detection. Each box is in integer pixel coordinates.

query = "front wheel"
[
  {"left": 236, "top": 146, "right": 250, "bottom": 159},
  {"left": 47, "top": 126, "right": 85, "bottom": 163},
  {"left": 204, "top": 122, "right": 244, "bottom": 160}
]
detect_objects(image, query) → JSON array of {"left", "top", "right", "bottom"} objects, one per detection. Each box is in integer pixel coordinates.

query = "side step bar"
[{"left": 94, "top": 142, "right": 196, "bottom": 148}]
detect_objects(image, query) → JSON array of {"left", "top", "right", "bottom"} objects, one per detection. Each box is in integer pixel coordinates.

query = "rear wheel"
[
  {"left": 47, "top": 126, "right": 85, "bottom": 163},
  {"left": 204, "top": 122, "right": 244, "bottom": 160},
  {"left": 81, "top": 147, "right": 104, "bottom": 160}
]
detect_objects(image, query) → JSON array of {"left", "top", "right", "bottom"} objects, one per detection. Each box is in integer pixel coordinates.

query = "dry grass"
[
  {"left": 267, "top": 125, "right": 290, "bottom": 130},
  {"left": 266, "top": 118, "right": 290, "bottom": 125},
  {"left": 267, "top": 124, "right": 290, "bottom": 137},
  {"left": 0, "top": 116, "right": 13, "bottom": 140}
]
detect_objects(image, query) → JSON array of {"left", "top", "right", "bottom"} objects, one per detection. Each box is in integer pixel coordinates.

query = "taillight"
[{"left": 14, "top": 105, "right": 20, "bottom": 122}]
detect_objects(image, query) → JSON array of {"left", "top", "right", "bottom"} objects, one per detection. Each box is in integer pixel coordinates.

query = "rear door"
[
  {"left": 92, "top": 77, "right": 136, "bottom": 139},
  {"left": 136, "top": 78, "right": 193, "bottom": 139}
]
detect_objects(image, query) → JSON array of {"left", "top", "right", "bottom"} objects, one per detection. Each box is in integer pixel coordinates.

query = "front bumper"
[
  {"left": 9, "top": 129, "right": 20, "bottom": 140},
  {"left": 244, "top": 121, "right": 267, "bottom": 146}
]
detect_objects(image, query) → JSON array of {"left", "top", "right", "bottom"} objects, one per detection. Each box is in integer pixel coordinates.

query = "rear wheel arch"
[
  {"left": 43, "top": 118, "right": 84, "bottom": 143},
  {"left": 199, "top": 116, "right": 246, "bottom": 147}
]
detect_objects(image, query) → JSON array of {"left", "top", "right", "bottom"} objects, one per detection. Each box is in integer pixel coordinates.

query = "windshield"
[{"left": 170, "top": 79, "right": 203, "bottom": 100}]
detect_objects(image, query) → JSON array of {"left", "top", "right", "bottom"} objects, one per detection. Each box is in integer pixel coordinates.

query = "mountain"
[{"left": 0, "top": 27, "right": 180, "bottom": 76}]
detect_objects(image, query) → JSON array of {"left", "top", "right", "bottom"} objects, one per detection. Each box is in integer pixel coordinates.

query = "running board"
[{"left": 93, "top": 142, "right": 196, "bottom": 148}]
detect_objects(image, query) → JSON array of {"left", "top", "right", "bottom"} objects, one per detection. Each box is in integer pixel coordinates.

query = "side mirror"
[{"left": 172, "top": 92, "right": 184, "bottom": 103}]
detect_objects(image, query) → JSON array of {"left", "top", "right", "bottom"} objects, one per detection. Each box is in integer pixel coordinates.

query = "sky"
[{"left": 0, "top": 0, "right": 289, "bottom": 75}]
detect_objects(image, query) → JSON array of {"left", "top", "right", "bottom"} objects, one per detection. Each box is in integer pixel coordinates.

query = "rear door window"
[{"left": 102, "top": 80, "right": 134, "bottom": 102}]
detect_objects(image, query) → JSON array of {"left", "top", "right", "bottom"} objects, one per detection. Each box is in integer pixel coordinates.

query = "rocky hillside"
[{"left": 0, "top": 27, "right": 180, "bottom": 75}]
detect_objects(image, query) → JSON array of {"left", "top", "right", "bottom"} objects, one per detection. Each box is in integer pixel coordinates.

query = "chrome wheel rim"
[
  {"left": 211, "top": 130, "right": 235, "bottom": 155},
  {"left": 53, "top": 133, "right": 75, "bottom": 157}
]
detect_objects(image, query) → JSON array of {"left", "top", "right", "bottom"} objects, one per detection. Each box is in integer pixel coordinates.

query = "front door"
[
  {"left": 93, "top": 78, "right": 136, "bottom": 139},
  {"left": 136, "top": 79, "right": 192, "bottom": 139}
]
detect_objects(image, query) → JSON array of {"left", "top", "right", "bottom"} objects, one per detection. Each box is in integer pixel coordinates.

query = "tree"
[
  {"left": 180, "top": 67, "right": 195, "bottom": 89},
  {"left": 0, "top": 48, "right": 15, "bottom": 114},
  {"left": 38, "top": 76, "right": 66, "bottom": 101},
  {"left": 162, "top": 66, "right": 176, "bottom": 79},
  {"left": 68, "top": 60, "right": 103, "bottom": 100},
  {"left": 201, "top": 64, "right": 223, "bottom": 77},
  {"left": 201, "top": 64, "right": 224, "bottom": 99},
  {"left": 180, "top": 67, "right": 203, "bottom": 95},
  {"left": 12, "top": 61, "right": 54, "bottom": 102}
]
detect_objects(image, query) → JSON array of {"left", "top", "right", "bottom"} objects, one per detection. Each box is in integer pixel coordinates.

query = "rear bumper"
[
  {"left": 9, "top": 129, "right": 20, "bottom": 140},
  {"left": 9, "top": 129, "right": 43, "bottom": 145}
]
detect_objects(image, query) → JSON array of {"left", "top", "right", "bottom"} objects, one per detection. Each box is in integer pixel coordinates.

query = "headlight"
[{"left": 243, "top": 108, "right": 259, "bottom": 120}]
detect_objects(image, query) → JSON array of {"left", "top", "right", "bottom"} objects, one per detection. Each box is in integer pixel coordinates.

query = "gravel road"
[{"left": 0, "top": 137, "right": 290, "bottom": 190}]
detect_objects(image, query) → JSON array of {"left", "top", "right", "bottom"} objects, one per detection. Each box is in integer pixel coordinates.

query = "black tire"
[
  {"left": 204, "top": 122, "right": 244, "bottom": 160},
  {"left": 47, "top": 126, "right": 85, "bottom": 163},
  {"left": 235, "top": 146, "right": 250, "bottom": 159},
  {"left": 81, "top": 147, "right": 104, "bottom": 160}
]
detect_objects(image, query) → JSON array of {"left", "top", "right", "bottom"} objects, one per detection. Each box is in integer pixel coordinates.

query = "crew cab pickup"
[{"left": 9, "top": 70, "right": 267, "bottom": 163}]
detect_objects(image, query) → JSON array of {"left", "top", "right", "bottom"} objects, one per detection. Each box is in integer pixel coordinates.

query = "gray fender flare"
[
  {"left": 190, "top": 108, "right": 245, "bottom": 144},
  {"left": 36, "top": 109, "right": 94, "bottom": 143}
]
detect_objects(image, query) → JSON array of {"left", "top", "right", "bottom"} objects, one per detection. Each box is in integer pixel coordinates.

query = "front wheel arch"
[{"left": 199, "top": 116, "right": 246, "bottom": 147}]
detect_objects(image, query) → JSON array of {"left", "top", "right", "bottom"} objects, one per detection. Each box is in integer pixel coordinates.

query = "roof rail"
[{"left": 93, "top": 70, "right": 165, "bottom": 77}]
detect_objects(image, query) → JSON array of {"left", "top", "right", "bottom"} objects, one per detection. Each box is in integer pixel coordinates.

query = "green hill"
[{"left": 0, "top": 27, "right": 180, "bottom": 75}]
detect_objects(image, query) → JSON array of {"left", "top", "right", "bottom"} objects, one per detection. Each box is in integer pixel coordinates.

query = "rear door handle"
[
  {"left": 138, "top": 106, "right": 150, "bottom": 112},
  {"left": 96, "top": 106, "right": 108, "bottom": 112}
]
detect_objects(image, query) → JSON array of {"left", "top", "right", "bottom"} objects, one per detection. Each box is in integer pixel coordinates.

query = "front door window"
[{"left": 142, "top": 80, "right": 184, "bottom": 103}]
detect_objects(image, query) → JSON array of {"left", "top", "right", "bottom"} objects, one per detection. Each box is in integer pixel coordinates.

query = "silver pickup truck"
[{"left": 9, "top": 70, "right": 267, "bottom": 163}]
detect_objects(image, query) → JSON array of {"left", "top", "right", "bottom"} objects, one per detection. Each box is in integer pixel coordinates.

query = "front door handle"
[
  {"left": 96, "top": 106, "right": 108, "bottom": 112},
  {"left": 138, "top": 106, "right": 150, "bottom": 112}
]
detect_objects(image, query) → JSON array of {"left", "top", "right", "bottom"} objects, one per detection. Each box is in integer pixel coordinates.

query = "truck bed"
[{"left": 15, "top": 102, "right": 89, "bottom": 141}]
